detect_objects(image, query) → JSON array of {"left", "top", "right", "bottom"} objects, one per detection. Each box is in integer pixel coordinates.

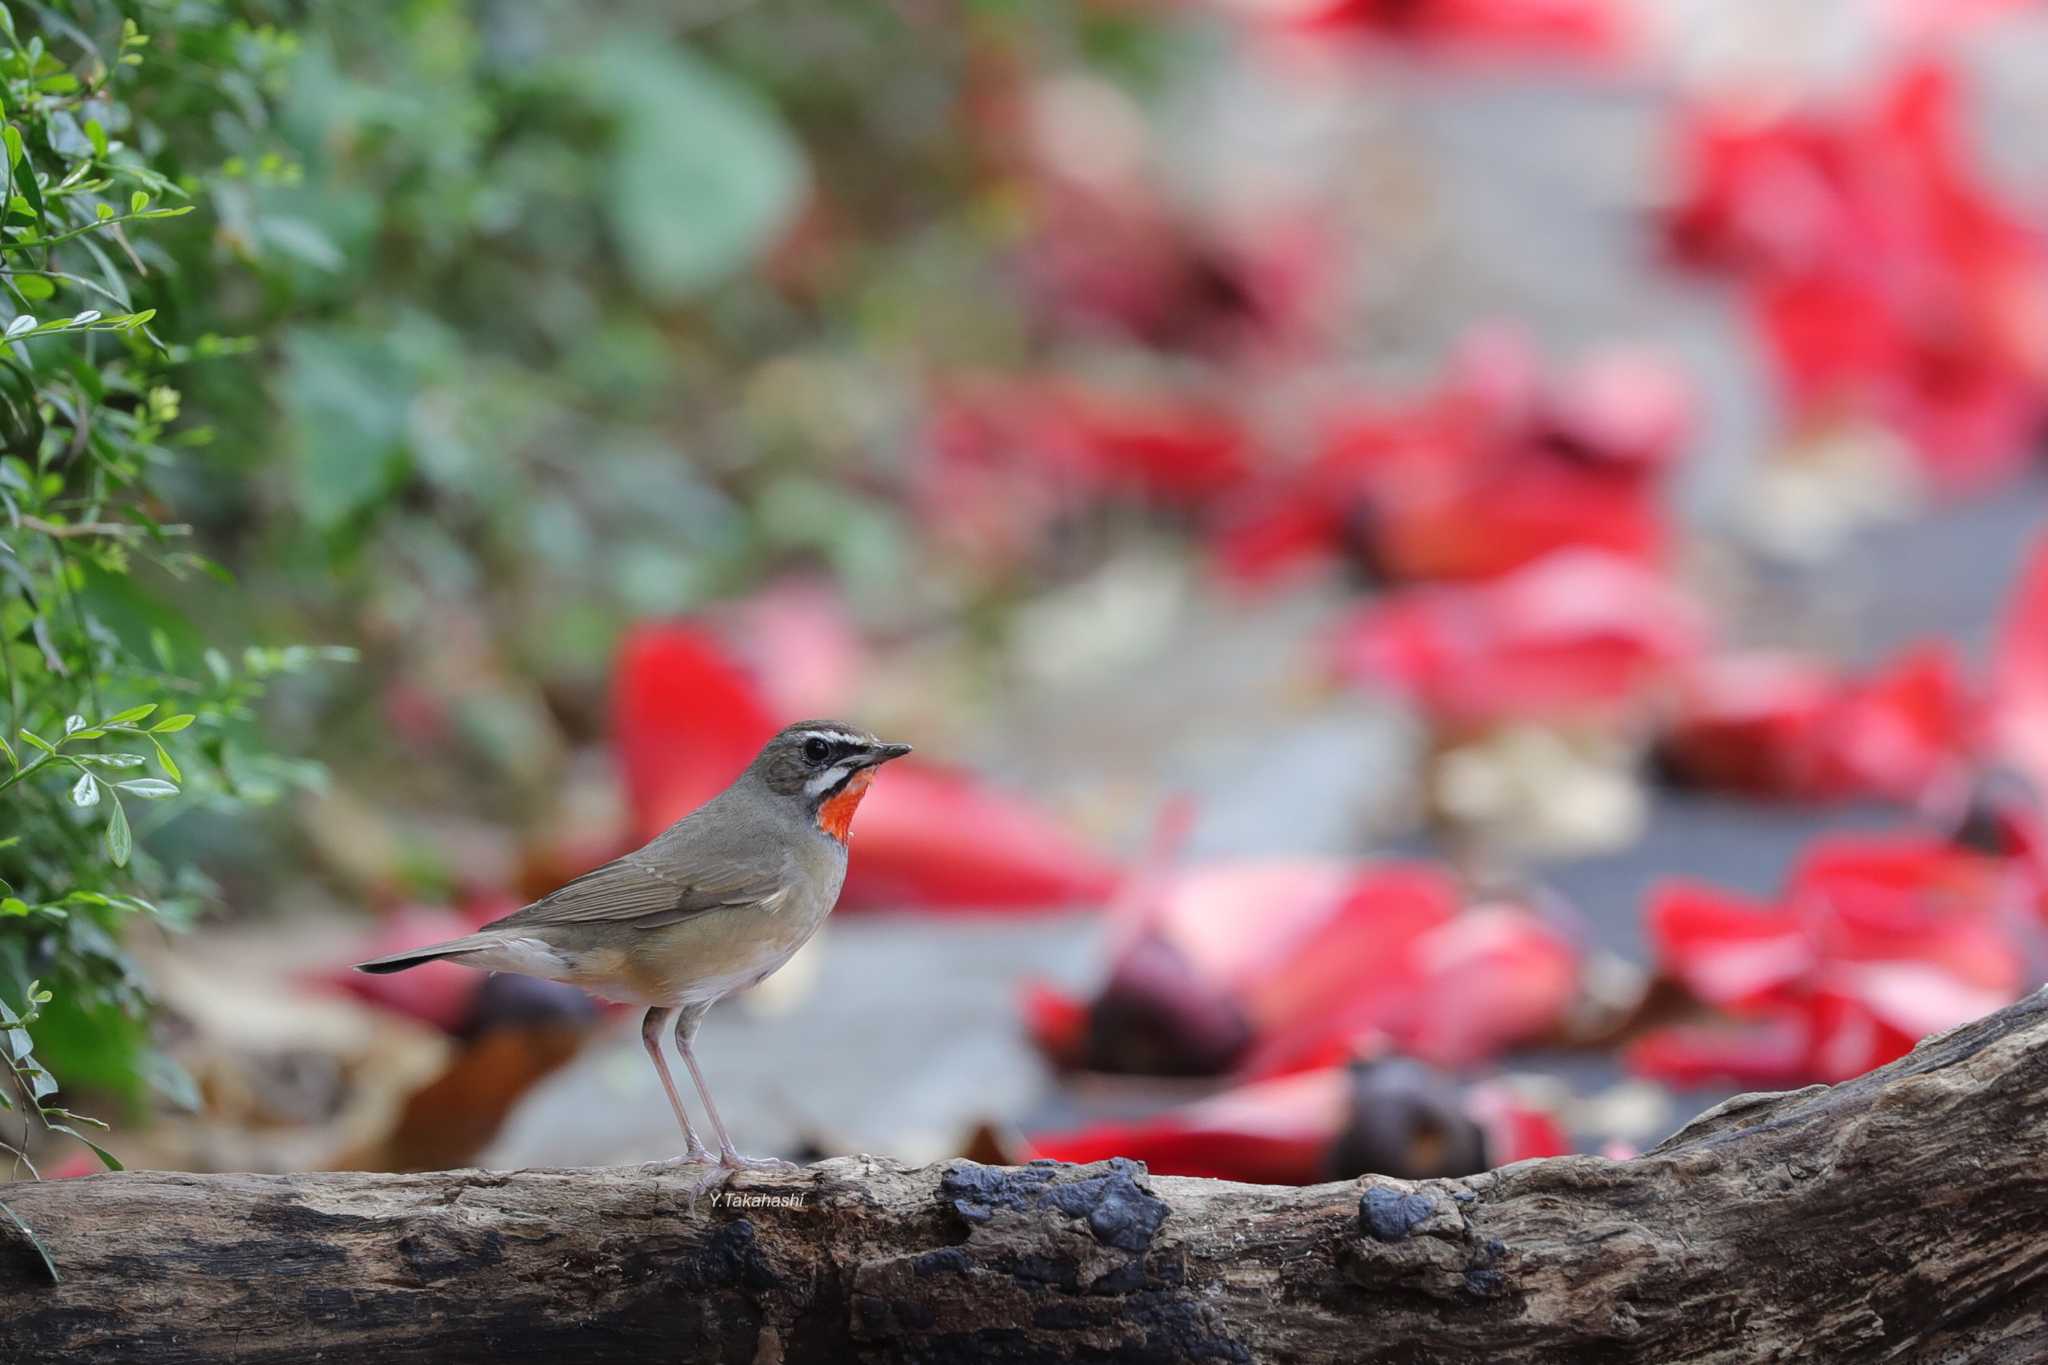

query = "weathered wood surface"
[{"left": 4, "top": 989, "right": 2047, "bottom": 1364}]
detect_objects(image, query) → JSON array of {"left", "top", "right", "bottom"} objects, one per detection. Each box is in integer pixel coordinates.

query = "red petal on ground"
[
  {"left": 613, "top": 624, "right": 781, "bottom": 838},
  {"left": 1664, "top": 645, "right": 1977, "bottom": 804},
  {"left": 1750, "top": 273, "right": 1902, "bottom": 414},
  {"left": 1816, "top": 643, "right": 1979, "bottom": 803},
  {"left": 1233, "top": 864, "right": 1464, "bottom": 1076},
  {"left": 1278, "top": 0, "right": 1633, "bottom": 61},
  {"left": 1816, "top": 963, "right": 2012, "bottom": 1063},
  {"left": 1682, "top": 63, "right": 2048, "bottom": 494},
  {"left": 1625, "top": 1011, "right": 1816, "bottom": 1088},
  {"left": 1466, "top": 1079, "right": 1574, "bottom": 1163},
  {"left": 1638, "top": 826, "right": 2032, "bottom": 1087},
  {"left": 1666, "top": 104, "right": 1860, "bottom": 277},
  {"left": 1141, "top": 858, "right": 1378, "bottom": 994},
  {"left": 1209, "top": 487, "right": 1348, "bottom": 588},
  {"left": 1993, "top": 534, "right": 2048, "bottom": 797},
  {"left": 1053, "top": 387, "right": 1258, "bottom": 503},
  {"left": 1019, "top": 979, "right": 1090, "bottom": 1066},
  {"left": 1392, "top": 904, "right": 1582, "bottom": 1067},
  {"left": 840, "top": 762, "right": 1120, "bottom": 911},
  {"left": 1329, "top": 550, "right": 1708, "bottom": 724},
  {"left": 1662, "top": 653, "right": 1843, "bottom": 798},
  {"left": 1787, "top": 836, "right": 2024, "bottom": 996},
  {"left": 1646, "top": 879, "right": 1813, "bottom": 1010},
  {"left": 1542, "top": 346, "right": 1695, "bottom": 473},
  {"left": 1366, "top": 461, "right": 1670, "bottom": 584},
  {"left": 1022, "top": 1068, "right": 1348, "bottom": 1185}
]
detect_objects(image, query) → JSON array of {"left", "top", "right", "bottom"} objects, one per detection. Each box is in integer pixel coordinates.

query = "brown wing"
[{"left": 485, "top": 850, "right": 788, "bottom": 932}]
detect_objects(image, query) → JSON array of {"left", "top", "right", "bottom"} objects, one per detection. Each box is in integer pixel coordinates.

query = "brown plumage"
[{"left": 356, "top": 719, "right": 911, "bottom": 1188}]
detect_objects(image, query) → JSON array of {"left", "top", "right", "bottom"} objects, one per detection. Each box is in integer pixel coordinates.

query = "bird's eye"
[{"left": 803, "top": 737, "right": 831, "bottom": 763}]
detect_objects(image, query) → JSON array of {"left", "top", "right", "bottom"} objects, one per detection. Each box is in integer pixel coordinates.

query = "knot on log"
[
  {"left": 940, "top": 1157, "right": 1170, "bottom": 1253},
  {"left": 850, "top": 1157, "right": 1251, "bottom": 1361},
  {"left": 1341, "top": 1178, "right": 1507, "bottom": 1302}
]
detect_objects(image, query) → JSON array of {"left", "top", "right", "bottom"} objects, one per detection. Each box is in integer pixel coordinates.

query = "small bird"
[{"left": 356, "top": 720, "right": 912, "bottom": 1189}]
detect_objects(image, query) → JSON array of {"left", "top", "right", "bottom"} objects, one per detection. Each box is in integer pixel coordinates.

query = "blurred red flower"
[
  {"left": 1629, "top": 832, "right": 2031, "bottom": 1086},
  {"left": 1025, "top": 850, "right": 1580, "bottom": 1077},
  {"left": 1217, "top": 326, "right": 1689, "bottom": 588},
  {"left": 1668, "top": 62, "right": 2048, "bottom": 493},
  {"left": 1993, "top": 533, "right": 2048, "bottom": 800},
  {"left": 1022, "top": 1061, "right": 1569, "bottom": 1185},
  {"left": 1230, "top": 0, "right": 1633, "bottom": 61},
  {"left": 1660, "top": 642, "right": 1978, "bottom": 804},
  {"left": 1327, "top": 549, "right": 1709, "bottom": 727},
  {"left": 917, "top": 378, "right": 1260, "bottom": 572}
]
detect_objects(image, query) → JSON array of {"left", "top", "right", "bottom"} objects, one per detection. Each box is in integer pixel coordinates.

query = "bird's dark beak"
[{"left": 864, "top": 741, "right": 913, "bottom": 766}]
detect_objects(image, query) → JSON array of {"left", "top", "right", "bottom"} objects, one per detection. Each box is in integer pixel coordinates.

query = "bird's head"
[{"left": 748, "top": 720, "right": 913, "bottom": 841}]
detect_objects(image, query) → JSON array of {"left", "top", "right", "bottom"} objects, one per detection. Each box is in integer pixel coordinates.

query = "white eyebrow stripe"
[{"left": 801, "top": 730, "right": 866, "bottom": 748}]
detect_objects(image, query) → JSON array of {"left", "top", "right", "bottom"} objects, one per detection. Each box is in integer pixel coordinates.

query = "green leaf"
[
  {"left": 278, "top": 330, "right": 416, "bottom": 529},
  {"left": 12, "top": 274, "right": 51, "bottom": 301},
  {"left": 104, "top": 798, "right": 130, "bottom": 868},
  {"left": 579, "top": 41, "right": 806, "bottom": 301},
  {"left": 128, "top": 190, "right": 146, "bottom": 213},
  {"left": 104, "top": 703, "right": 157, "bottom": 726},
  {"left": 0, "top": 1195, "right": 59, "bottom": 1283},
  {"left": 149, "top": 713, "right": 195, "bottom": 733},
  {"left": 0, "top": 730, "right": 11, "bottom": 767},
  {"left": 88, "top": 121, "right": 109, "bottom": 160},
  {"left": 150, "top": 738, "right": 180, "bottom": 783},
  {"left": 68, "top": 772, "right": 98, "bottom": 808},
  {"left": 17, "top": 730, "right": 55, "bottom": 755},
  {"left": 0, "top": 898, "right": 26, "bottom": 916},
  {"left": 115, "top": 778, "right": 175, "bottom": 799}
]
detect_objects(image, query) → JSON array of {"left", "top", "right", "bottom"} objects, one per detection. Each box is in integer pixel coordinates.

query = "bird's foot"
[
  {"left": 679, "top": 1153, "right": 803, "bottom": 1211},
  {"left": 720, "top": 1153, "right": 801, "bottom": 1174}
]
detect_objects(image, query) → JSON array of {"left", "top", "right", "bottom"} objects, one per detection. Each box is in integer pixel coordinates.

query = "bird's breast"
[{"left": 815, "top": 768, "right": 876, "bottom": 842}]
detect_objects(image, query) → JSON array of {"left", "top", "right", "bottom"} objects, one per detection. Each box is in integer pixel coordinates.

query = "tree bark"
[{"left": 4, "top": 989, "right": 2047, "bottom": 1364}]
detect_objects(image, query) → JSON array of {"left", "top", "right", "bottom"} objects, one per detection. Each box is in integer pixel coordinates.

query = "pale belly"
[{"left": 560, "top": 876, "right": 840, "bottom": 1009}]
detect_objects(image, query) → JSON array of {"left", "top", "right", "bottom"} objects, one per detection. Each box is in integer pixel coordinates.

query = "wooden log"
[{"left": 4, "top": 989, "right": 2047, "bottom": 1363}]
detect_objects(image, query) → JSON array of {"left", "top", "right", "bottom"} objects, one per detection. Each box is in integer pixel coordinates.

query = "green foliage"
[
  {"left": 0, "top": 0, "right": 330, "bottom": 1154},
  {"left": 164, "top": 2, "right": 883, "bottom": 813}
]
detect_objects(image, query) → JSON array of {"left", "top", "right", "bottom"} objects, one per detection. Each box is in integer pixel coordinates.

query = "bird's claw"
[{"left": 722, "top": 1154, "right": 800, "bottom": 1173}]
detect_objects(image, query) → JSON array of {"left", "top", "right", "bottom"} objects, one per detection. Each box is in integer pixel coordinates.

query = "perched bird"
[{"left": 356, "top": 720, "right": 912, "bottom": 1190}]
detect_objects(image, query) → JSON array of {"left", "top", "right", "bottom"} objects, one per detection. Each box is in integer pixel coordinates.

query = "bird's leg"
[
  {"left": 675, "top": 1004, "right": 799, "bottom": 1175},
  {"left": 640, "top": 1006, "right": 711, "bottom": 1163}
]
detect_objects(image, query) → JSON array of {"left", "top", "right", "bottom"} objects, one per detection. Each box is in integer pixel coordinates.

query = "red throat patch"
[{"left": 818, "top": 768, "right": 876, "bottom": 843}]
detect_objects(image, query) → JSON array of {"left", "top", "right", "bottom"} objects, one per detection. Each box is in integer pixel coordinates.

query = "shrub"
[{"left": 0, "top": 0, "right": 333, "bottom": 1253}]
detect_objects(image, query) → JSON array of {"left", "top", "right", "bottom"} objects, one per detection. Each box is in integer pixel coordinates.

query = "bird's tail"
[{"left": 353, "top": 932, "right": 502, "bottom": 975}]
